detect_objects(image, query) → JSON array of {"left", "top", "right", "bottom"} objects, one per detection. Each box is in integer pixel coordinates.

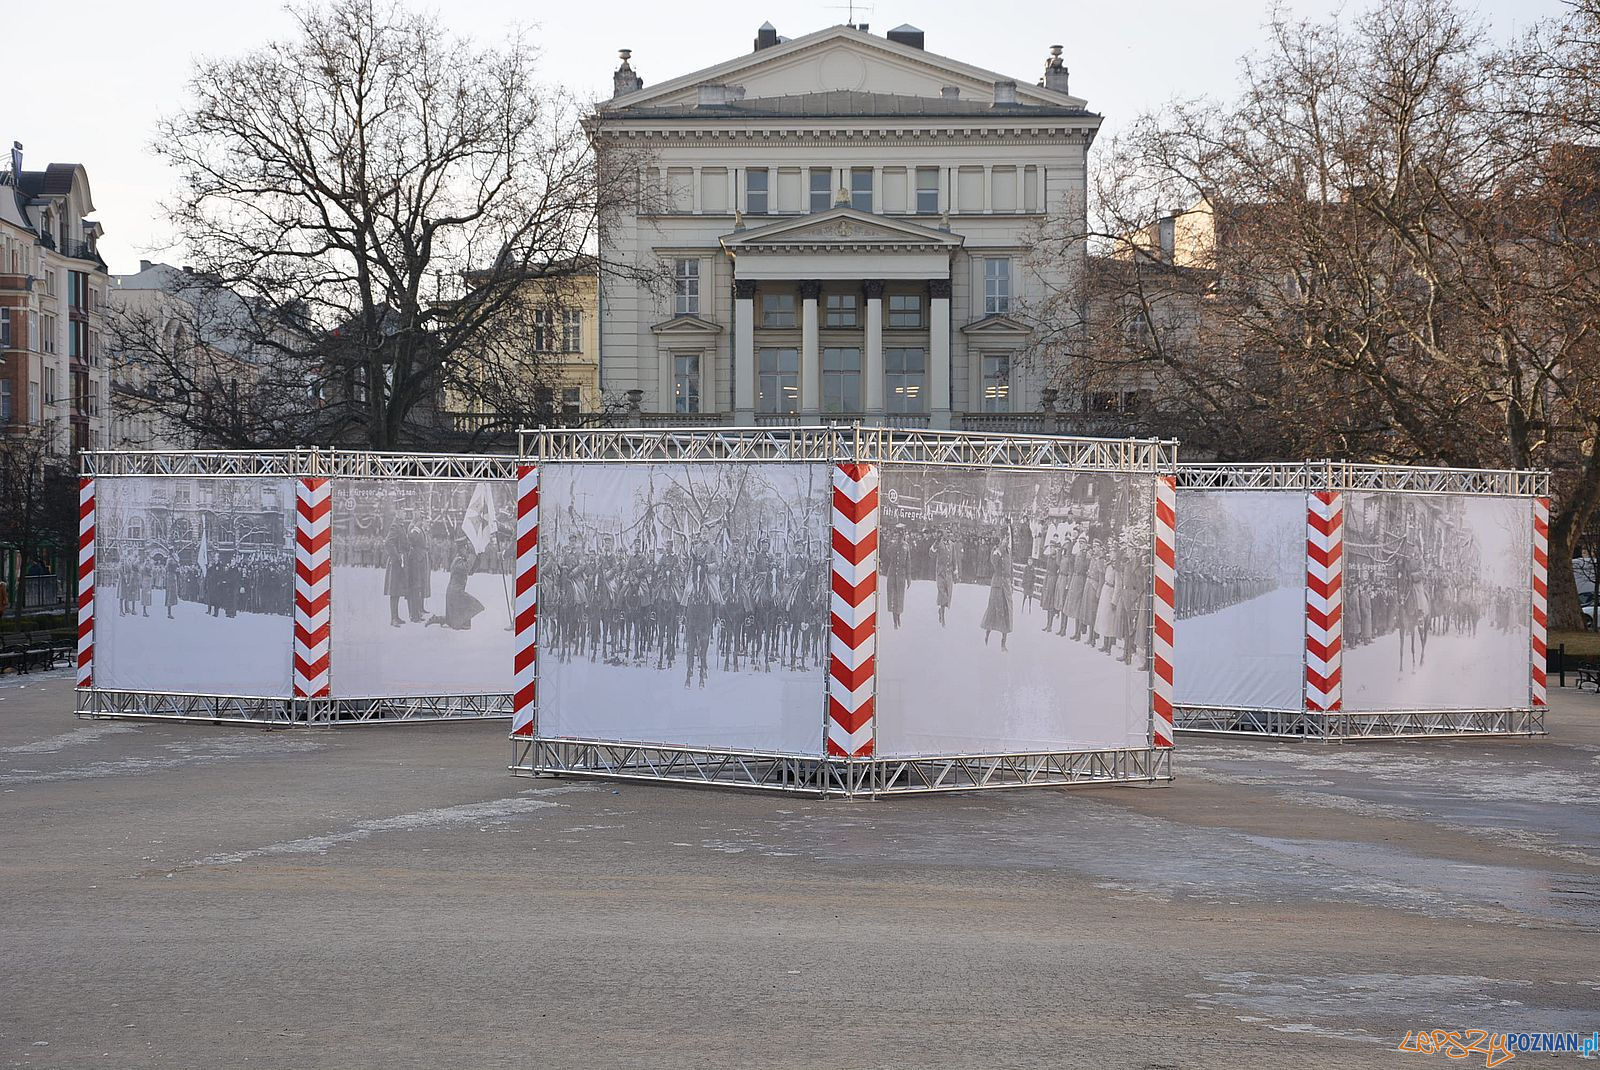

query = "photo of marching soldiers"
[
  {"left": 875, "top": 467, "right": 1155, "bottom": 756},
  {"left": 538, "top": 463, "right": 830, "bottom": 754},
  {"left": 94, "top": 477, "right": 296, "bottom": 695},
  {"left": 1173, "top": 491, "right": 1306, "bottom": 711},
  {"left": 330, "top": 480, "right": 515, "bottom": 697},
  {"left": 1342, "top": 493, "right": 1532, "bottom": 711}
]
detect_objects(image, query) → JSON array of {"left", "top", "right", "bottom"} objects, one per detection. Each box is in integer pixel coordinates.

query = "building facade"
[
  {"left": 0, "top": 143, "right": 111, "bottom": 454},
  {"left": 591, "top": 24, "right": 1099, "bottom": 428}
]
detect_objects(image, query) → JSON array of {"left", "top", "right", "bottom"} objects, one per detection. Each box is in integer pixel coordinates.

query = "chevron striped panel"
[
  {"left": 1152, "top": 475, "right": 1176, "bottom": 747},
  {"left": 511, "top": 465, "right": 539, "bottom": 738},
  {"left": 1306, "top": 491, "right": 1343, "bottom": 712},
  {"left": 830, "top": 463, "right": 879, "bottom": 757},
  {"left": 77, "top": 478, "right": 95, "bottom": 690},
  {"left": 1532, "top": 497, "right": 1549, "bottom": 708},
  {"left": 293, "top": 478, "right": 332, "bottom": 698}
]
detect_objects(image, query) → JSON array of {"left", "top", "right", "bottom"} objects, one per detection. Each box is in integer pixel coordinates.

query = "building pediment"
[
  {"left": 650, "top": 315, "right": 725, "bottom": 335},
  {"left": 722, "top": 208, "right": 964, "bottom": 253},
  {"left": 960, "top": 314, "right": 1031, "bottom": 337},
  {"left": 602, "top": 25, "right": 1089, "bottom": 115}
]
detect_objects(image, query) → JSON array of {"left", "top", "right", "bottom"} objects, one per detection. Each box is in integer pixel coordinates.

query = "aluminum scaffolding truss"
[
  {"left": 1179, "top": 460, "right": 1550, "bottom": 498},
  {"left": 525, "top": 424, "right": 1179, "bottom": 472},
  {"left": 1173, "top": 705, "right": 1544, "bottom": 740},
  {"left": 511, "top": 738, "right": 1172, "bottom": 797},
  {"left": 76, "top": 688, "right": 510, "bottom": 727},
  {"left": 82, "top": 448, "right": 519, "bottom": 480}
]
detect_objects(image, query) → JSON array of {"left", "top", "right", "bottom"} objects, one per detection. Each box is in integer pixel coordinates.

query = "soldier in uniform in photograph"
[
  {"left": 164, "top": 558, "right": 180, "bottom": 620},
  {"left": 1058, "top": 534, "right": 1088, "bottom": 638},
  {"left": 425, "top": 540, "right": 486, "bottom": 631},
  {"left": 932, "top": 531, "right": 957, "bottom": 626},
  {"left": 883, "top": 523, "right": 909, "bottom": 630},
  {"left": 980, "top": 533, "right": 1014, "bottom": 650},
  {"left": 383, "top": 520, "right": 408, "bottom": 627}
]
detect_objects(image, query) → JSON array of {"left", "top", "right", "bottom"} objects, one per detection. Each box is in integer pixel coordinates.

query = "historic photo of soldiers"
[
  {"left": 1343, "top": 493, "right": 1532, "bottom": 710},
  {"left": 330, "top": 479, "right": 515, "bottom": 696},
  {"left": 875, "top": 467, "right": 1155, "bottom": 755},
  {"left": 1173, "top": 491, "right": 1306, "bottom": 710},
  {"left": 93, "top": 477, "right": 296, "bottom": 695},
  {"left": 538, "top": 463, "right": 830, "bottom": 754}
]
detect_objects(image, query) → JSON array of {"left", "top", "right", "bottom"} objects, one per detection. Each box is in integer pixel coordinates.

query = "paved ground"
[{"left": 2, "top": 671, "right": 1597, "bottom": 1069}]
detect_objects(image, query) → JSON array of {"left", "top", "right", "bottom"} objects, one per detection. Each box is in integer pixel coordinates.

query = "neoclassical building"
[{"left": 591, "top": 23, "right": 1099, "bottom": 427}]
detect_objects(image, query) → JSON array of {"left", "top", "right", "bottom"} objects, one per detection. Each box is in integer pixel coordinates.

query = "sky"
[{"left": 6, "top": 0, "right": 1567, "bottom": 276}]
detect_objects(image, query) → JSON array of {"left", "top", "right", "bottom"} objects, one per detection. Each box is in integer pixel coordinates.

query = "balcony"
[{"left": 58, "top": 239, "right": 103, "bottom": 265}]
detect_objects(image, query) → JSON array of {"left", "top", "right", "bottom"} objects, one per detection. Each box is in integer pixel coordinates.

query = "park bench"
[
  {"left": 1576, "top": 665, "right": 1600, "bottom": 693},
  {"left": 0, "top": 634, "right": 27, "bottom": 675}
]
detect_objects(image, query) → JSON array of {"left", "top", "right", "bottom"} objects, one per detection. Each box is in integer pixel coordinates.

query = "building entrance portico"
[{"left": 722, "top": 207, "right": 963, "bottom": 427}]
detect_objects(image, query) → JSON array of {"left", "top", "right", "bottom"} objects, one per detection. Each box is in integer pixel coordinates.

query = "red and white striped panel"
[
  {"left": 829, "top": 463, "right": 878, "bottom": 758},
  {"left": 293, "top": 478, "right": 332, "bottom": 698},
  {"left": 77, "top": 477, "right": 95, "bottom": 689},
  {"left": 1532, "top": 496, "right": 1549, "bottom": 708},
  {"left": 1306, "top": 491, "right": 1344, "bottom": 712},
  {"left": 511, "top": 465, "right": 538, "bottom": 737},
  {"left": 1151, "top": 475, "right": 1177, "bottom": 748}
]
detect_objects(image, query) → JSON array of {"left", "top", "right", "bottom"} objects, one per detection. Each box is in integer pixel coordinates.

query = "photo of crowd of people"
[
  {"left": 1172, "top": 490, "right": 1306, "bottom": 711},
  {"left": 1343, "top": 492, "right": 1532, "bottom": 710},
  {"left": 875, "top": 466, "right": 1156, "bottom": 756},
  {"left": 330, "top": 480, "right": 515, "bottom": 697},
  {"left": 93, "top": 477, "right": 297, "bottom": 695},
  {"left": 538, "top": 463, "right": 830, "bottom": 754}
]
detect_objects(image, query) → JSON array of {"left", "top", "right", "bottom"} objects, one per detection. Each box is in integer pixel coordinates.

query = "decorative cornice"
[
  {"left": 798, "top": 280, "right": 823, "bottom": 300},
  {"left": 733, "top": 279, "right": 758, "bottom": 300},
  {"left": 863, "top": 279, "right": 886, "bottom": 299},
  {"left": 929, "top": 279, "right": 952, "bottom": 299}
]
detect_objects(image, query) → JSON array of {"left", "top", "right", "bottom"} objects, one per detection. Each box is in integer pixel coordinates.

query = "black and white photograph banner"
[
  {"left": 537, "top": 462, "right": 830, "bottom": 754},
  {"left": 94, "top": 476, "right": 296, "bottom": 696},
  {"left": 1174, "top": 490, "right": 1305, "bottom": 711},
  {"left": 874, "top": 466, "right": 1154, "bottom": 755},
  {"left": 329, "top": 479, "right": 515, "bottom": 697},
  {"left": 1342, "top": 493, "right": 1532, "bottom": 711}
]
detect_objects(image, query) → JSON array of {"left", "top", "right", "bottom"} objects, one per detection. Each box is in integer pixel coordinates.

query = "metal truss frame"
[
  {"left": 81, "top": 449, "right": 519, "bottom": 480},
  {"left": 511, "top": 737, "right": 1172, "bottom": 797},
  {"left": 1178, "top": 460, "right": 1548, "bottom": 498},
  {"left": 1174, "top": 704, "right": 1544, "bottom": 740},
  {"left": 76, "top": 688, "right": 511, "bottom": 727},
  {"left": 525, "top": 424, "right": 1179, "bottom": 474}
]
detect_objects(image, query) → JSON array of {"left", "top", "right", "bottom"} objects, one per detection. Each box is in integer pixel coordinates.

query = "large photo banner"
[
  {"left": 538, "top": 462, "right": 830, "bottom": 754},
  {"left": 1342, "top": 493, "right": 1532, "bottom": 711},
  {"left": 1174, "top": 490, "right": 1305, "bottom": 710},
  {"left": 94, "top": 476, "right": 295, "bottom": 695},
  {"left": 329, "top": 479, "right": 515, "bottom": 697},
  {"left": 874, "top": 466, "right": 1153, "bottom": 755}
]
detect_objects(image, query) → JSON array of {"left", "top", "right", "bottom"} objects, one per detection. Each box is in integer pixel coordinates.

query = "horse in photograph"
[{"left": 1395, "top": 556, "right": 1432, "bottom": 672}]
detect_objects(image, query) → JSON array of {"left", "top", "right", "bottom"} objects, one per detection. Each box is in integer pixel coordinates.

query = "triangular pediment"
[
  {"left": 603, "top": 25, "right": 1088, "bottom": 114},
  {"left": 722, "top": 207, "right": 964, "bottom": 251},
  {"left": 650, "top": 314, "right": 725, "bottom": 335},
  {"left": 960, "top": 314, "right": 1031, "bottom": 335}
]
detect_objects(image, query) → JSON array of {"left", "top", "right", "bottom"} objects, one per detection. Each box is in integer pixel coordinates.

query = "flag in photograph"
[{"left": 462, "top": 482, "right": 497, "bottom": 554}]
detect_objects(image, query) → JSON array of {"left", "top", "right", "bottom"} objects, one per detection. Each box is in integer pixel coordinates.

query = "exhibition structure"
[{"left": 1174, "top": 461, "right": 1550, "bottom": 739}]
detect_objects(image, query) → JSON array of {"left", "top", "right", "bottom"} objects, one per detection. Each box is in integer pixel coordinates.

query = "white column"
[
  {"left": 864, "top": 281, "right": 884, "bottom": 414},
  {"left": 734, "top": 281, "right": 756, "bottom": 422},
  {"left": 930, "top": 280, "right": 952, "bottom": 429},
  {"left": 800, "top": 281, "right": 821, "bottom": 415},
  {"left": 691, "top": 167, "right": 701, "bottom": 214},
  {"left": 701, "top": 346, "right": 716, "bottom": 418},
  {"left": 657, "top": 348, "right": 674, "bottom": 414},
  {"left": 872, "top": 166, "right": 883, "bottom": 214},
  {"left": 1015, "top": 167, "right": 1024, "bottom": 214},
  {"left": 983, "top": 165, "right": 993, "bottom": 214}
]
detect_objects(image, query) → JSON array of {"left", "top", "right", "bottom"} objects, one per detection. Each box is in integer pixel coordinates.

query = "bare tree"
[
  {"left": 1034, "top": 0, "right": 1600, "bottom": 626},
  {"left": 144, "top": 0, "right": 653, "bottom": 450},
  {"left": 0, "top": 427, "right": 77, "bottom": 620}
]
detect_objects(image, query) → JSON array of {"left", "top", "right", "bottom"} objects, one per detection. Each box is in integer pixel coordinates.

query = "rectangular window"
[
  {"left": 41, "top": 315, "right": 55, "bottom": 354},
  {"left": 757, "top": 347, "right": 799, "bottom": 414},
  {"left": 822, "top": 347, "right": 861, "bottom": 413},
  {"left": 746, "top": 168, "right": 769, "bottom": 215},
  {"left": 761, "top": 292, "right": 796, "bottom": 328},
  {"left": 850, "top": 169, "right": 873, "bottom": 213},
  {"left": 673, "top": 259, "right": 700, "bottom": 316},
  {"left": 533, "top": 309, "right": 553, "bottom": 352},
  {"left": 887, "top": 294, "right": 922, "bottom": 328},
  {"left": 561, "top": 310, "right": 582, "bottom": 352},
  {"left": 915, "top": 167, "right": 940, "bottom": 214},
  {"left": 44, "top": 367, "right": 56, "bottom": 405},
  {"left": 886, "top": 347, "right": 926, "bottom": 413},
  {"left": 673, "top": 352, "right": 701, "bottom": 413},
  {"left": 0, "top": 379, "right": 11, "bottom": 423},
  {"left": 0, "top": 308, "right": 10, "bottom": 348},
  {"left": 984, "top": 257, "right": 1011, "bottom": 315},
  {"left": 45, "top": 270, "right": 56, "bottom": 296},
  {"left": 809, "top": 169, "right": 833, "bottom": 213},
  {"left": 981, "top": 353, "right": 1011, "bottom": 412},
  {"left": 89, "top": 379, "right": 99, "bottom": 417},
  {"left": 824, "top": 293, "right": 858, "bottom": 328},
  {"left": 69, "top": 270, "right": 87, "bottom": 309},
  {"left": 28, "top": 381, "right": 38, "bottom": 422},
  {"left": 561, "top": 386, "right": 582, "bottom": 412}
]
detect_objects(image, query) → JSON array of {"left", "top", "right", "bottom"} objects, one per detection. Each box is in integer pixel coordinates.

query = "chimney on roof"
[
  {"left": 993, "top": 80, "right": 1019, "bottom": 105},
  {"left": 754, "top": 22, "right": 779, "bottom": 51},
  {"left": 613, "top": 49, "right": 644, "bottom": 98},
  {"left": 8, "top": 142, "right": 20, "bottom": 183},
  {"left": 887, "top": 24, "right": 924, "bottom": 50},
  {"left": 139, "top": 259, "right": 152, "bottom": 272},
  {"left": 1042, "top": 45, "right": 1069, "bottom": 94}
]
